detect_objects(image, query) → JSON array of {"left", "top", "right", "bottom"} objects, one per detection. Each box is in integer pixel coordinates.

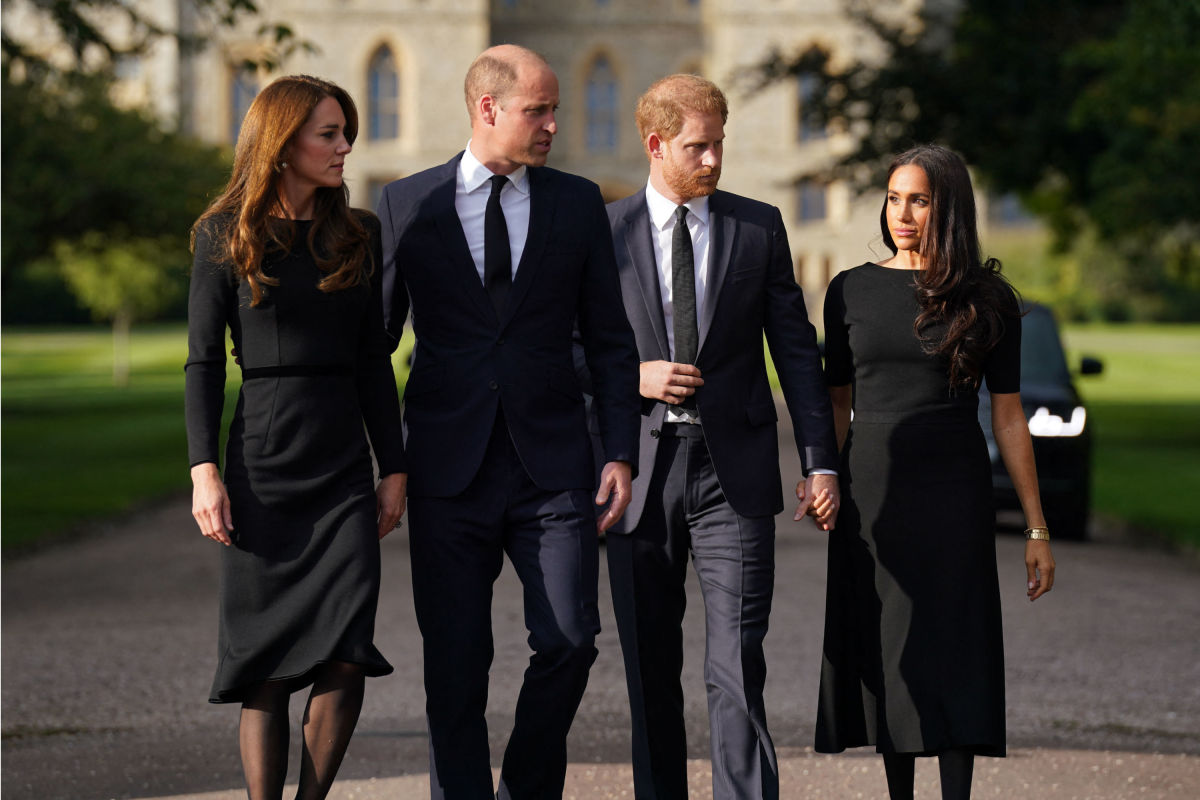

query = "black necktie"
[
  {"left": 671, "top": 205, "right": 699, "bottom": 409},
  {"left": 484, "top": 174, "right": 512, "bottom": 318}
]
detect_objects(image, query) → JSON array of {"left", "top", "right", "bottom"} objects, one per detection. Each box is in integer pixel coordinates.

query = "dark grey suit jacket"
[{"left": 580, "top": 189, "right": 838, "bottom": 531}]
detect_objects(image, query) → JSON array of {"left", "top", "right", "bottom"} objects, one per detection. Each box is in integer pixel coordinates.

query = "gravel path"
[{"left": 4, "top": 403, "right": 1199, "bottom": 799}]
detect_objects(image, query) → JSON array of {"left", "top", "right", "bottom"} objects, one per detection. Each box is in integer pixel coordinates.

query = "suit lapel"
[
  {"left": 699, "top": 191, "right": 736, "bottom": 353},
  {"left": 623, "top": 202, "right": 671, "bottom": 361},
  {"left": 431, "top": 153, "right": 499, "bottom": 327},
  {"left": 500, "top": 167, "right": 554, "bottom": 328}
]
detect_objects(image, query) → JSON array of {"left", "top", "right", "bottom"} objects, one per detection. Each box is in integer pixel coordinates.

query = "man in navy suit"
[
  {"left": 378, "top": 45, "right": 641, "bottom": 800},
  {"left": 584, "top": 75, "right": 841, "bottom": 800}
]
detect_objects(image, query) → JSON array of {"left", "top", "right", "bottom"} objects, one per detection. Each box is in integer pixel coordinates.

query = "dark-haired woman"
[
  {"left": 812, "top": 145, "right": 1056, "bottom": 800},
  {"left": 186, "top": 75, "right": 405, "bottom": 800}
]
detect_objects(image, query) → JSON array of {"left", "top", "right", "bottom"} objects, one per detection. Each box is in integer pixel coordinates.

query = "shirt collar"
[
  {"left": 461, "top": 140, "right": 530, "bottom": 195},
  {"left": 645, "top": 180, "right": 710, "bottom": 231}
]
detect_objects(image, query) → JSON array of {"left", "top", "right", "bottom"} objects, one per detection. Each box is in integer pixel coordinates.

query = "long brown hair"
[
  {"left": 880, "top": 144, "right": 1020, "bottom": 388},
  {"left": 192, "top": 75, "right": 372, "bottom": 306}
]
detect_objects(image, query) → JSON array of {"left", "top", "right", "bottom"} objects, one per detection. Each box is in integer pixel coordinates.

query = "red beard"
[{"left": 663, "top": 150, "right": 720, "bottom": 199}]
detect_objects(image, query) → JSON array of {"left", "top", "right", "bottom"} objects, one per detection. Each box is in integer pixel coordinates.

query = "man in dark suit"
[
  {"left": 378, "top": 45, "right": 641, "bottom": 800},
  {"left": 586, "top": 75, "right": 841, "bottom": 800}
]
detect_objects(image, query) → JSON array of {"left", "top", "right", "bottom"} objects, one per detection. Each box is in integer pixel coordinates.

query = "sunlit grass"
[
  {"left": 3, "top": 322, "right": 1196, "bottom": 550},
  {"left": 767, "top": 323, "right": 1200, "bottom": 548},
  {"left": 1062, "top": 324, "right": 1200, "bottom": 547},
  {"left": 1, "top": 323, "right": 413, "bottom": 550},
  {"left": 1063, "top": 324, "right": 1200, "bottom": 403}
]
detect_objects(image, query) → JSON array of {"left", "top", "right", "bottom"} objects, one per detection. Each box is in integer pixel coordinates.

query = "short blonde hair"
[
  {"left": 635, "top": 74, "right": 728, "bottom": 154},
  {"left": 464, "top": 45, "right": 549, "bottom": 120}
]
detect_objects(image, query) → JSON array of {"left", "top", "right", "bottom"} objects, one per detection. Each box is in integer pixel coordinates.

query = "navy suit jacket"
[
  {"left": 379, "top": 153, "right": 641, "bottom": 498},
  {"left": 583, "top": 189, "right": 838, "bottom": 529}
]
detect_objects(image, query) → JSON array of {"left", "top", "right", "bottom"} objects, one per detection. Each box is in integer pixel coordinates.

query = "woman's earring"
[{"left": 280, "top": 161, "right": 288, "bottom": 169}]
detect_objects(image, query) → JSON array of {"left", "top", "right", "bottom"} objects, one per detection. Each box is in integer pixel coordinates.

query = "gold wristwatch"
[{"left": 1025, "top": 527, "right": 1051, "bottom": 541}]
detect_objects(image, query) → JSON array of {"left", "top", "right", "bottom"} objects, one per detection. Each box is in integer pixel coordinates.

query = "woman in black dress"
[
  {"left": 812, "top": 145, "right": 1056, "bottom": 800},
  {"left": 186, "top": 75, "right": 405, "bottom": 800}
]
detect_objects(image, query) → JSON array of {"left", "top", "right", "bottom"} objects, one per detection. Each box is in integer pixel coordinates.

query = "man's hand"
[
  {"left": 376, "top": 472, "right": 407, "bottom": 539},
  {"left": 794, "top": 473, "right": 840, "bottom": 531},
  {"left": 595, "top": 461, "right": 634, "bottom": 534},
  {"left": 640, "top": 361, "right": 703, "bottom": 405}
]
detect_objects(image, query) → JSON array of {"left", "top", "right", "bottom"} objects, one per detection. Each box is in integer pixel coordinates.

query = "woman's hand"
[
  {"left": 795, "top": 473, "right": 840, "bottom": 530},
  {"left": 191, "top": 463, "right": 233, "bottom": 546},
  {"left": 376, "top": 472, "right": 407, "bottom": 539},
  {"left": 991, "top": 392, "right": 1060, "bottom": 601},
  {"left": 1026, "top": 539, "right": 1055, "bottom": 601}
]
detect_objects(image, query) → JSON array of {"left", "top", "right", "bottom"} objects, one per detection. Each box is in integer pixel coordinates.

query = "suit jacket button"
[
  {"left": 650, "top": 429, "right": 660, "bottom": 439},
  {"left": 497, "top": 337, "right": 506, "bottom": 346},
  {"left": 489, "top": 381, "right": 498, "bottom": 390}
]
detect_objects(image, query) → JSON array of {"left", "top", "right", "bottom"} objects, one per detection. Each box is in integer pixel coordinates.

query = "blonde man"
[{"left": 583, "top": 74, "right": 839, "bottom": 800}]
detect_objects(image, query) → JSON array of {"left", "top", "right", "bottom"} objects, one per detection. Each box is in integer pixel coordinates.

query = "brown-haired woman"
[
  {"left": 185, "top": 75, "right": 405, "bottom": 799},
  {"left": 812, "top": 144, "right": 1056, "bottom": 800}
]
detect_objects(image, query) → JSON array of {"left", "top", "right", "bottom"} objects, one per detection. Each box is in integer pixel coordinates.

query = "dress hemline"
[
  {"left": 208, "top": 656, "right": 394, "bottom": 705},
  {"left": 815, "top": 741, "right": 1007, "bottom": 758}
]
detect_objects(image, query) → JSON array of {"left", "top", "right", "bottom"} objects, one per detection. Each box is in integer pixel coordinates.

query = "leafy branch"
[{"left": 1, "top": 0, "right": 319, "bottom": 80}]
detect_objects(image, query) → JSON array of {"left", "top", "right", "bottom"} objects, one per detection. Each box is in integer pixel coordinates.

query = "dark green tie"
[{"left": 672, "top": 205, "right": 698, "bottom": 409}]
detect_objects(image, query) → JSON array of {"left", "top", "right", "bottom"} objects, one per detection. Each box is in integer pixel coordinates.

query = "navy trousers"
[
  {"left": 408, "top": 412, "right": 601, "bottom": 800},
  {"left": 607, "top": 425, "right": 779, "bottom": 800}
]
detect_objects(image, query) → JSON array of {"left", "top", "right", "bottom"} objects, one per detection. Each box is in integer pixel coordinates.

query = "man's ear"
[
  {"left": 646, "top": 132, "right": 665, "bottom": 161},
  {"left": 480, "top": 94, "right": 499, "bottom": 126}
]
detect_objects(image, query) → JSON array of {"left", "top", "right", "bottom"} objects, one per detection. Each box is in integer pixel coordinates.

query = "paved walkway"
[
  {"left": 4, "top": 405, "right": 1199, "bottom": 799},
  {"left": 143, "top": 751, "right": 1200, "bottom": 800}
]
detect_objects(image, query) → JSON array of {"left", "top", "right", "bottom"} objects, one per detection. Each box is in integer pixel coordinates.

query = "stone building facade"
[{"left": 8, "top": 0, "right": 919, "bottom": 321}]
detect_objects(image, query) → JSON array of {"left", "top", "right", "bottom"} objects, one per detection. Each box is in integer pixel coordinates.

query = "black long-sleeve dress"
[
  {"left": 816, "top": 263, "right": 1020, "bottom": 757},
  {"left": 185, "top": 214, "right": 404, "bottom": 704}
]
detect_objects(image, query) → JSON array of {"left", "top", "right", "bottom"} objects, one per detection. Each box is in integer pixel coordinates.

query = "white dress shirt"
[
  {"left": 646, "top": 180, "right": 712, "bottom": 360},
  {"left": 456, "top": 141, "right": 531, "bottom": 282},
  {"left": 645, "top": 181, "right": 711, "bottom": 424},
  {"left": 644, "top": 182, "right": 837, "bottom": 476}
]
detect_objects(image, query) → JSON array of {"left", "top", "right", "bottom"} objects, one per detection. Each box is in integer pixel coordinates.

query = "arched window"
[
  {"left": 230, "top": 66, "right": 258, "bottom": 144},
  {"left": 586, "top": 56, "right": 618, "bottom": 153},
  {"left": 798, "top": 74, "right": 827, "bottom": 142},
  {"left": 368, "top": 46, "right": 400, "bottom": 141},
  {"left": 797, "top": 181, "right": 827, "bottom": 222}
]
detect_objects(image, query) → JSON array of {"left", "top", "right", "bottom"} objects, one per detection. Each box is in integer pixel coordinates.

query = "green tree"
[
  {"left": 53, "top": 233, "right": 183, "bottom": 385},
  {"left": 0, "top": 68, "right": 229, "bottom": 322},
  {"left": 2, "top": 0, "right": 313, "bottom": 80},
  {"left": 1, "top": 0, "right": 315, "bottom": 322},
  {"left": 754, "top": 0, "right": 1200, "bottom": 320}
]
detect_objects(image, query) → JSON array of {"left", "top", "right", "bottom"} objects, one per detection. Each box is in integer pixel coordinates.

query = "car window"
[{"left": 1020, "top": 305, "right": 1070, "bottom": 385}]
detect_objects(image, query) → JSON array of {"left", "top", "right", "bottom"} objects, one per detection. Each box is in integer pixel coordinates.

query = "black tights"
[
  {"left": 882, "top": 748, "right": 975, "bottom": 800},
  {"left": 238, "top": 661, "right": 366, "bottom": 800}
]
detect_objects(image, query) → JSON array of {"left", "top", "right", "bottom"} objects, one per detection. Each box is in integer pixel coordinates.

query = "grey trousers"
[{"left": 607, "top": 424, "right": 779, "bottom": 800}]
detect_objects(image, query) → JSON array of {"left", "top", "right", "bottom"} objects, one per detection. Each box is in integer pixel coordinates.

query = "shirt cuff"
[{"left": 809, "top": 468, "right": 838, "bottom": 476}]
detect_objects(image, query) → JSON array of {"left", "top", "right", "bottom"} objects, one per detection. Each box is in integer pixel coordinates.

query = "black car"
[{"left": 979, "top": 304, "right": 1103, "bottom": 540}]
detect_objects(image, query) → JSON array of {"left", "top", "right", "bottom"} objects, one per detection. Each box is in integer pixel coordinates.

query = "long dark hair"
[
  {"left": 191, "top": 75, "right": 372, "bottom": 306},
  {"left": 880, "top": 144, "right": 1020, "bottom": 388}
]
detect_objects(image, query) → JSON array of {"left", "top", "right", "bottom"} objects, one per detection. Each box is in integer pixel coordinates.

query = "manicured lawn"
[
  {"left": 1, "top": 324, "right": 413, "bottom": 550},
  {"left": 3, "top": 323, "right": 1196, "bottom": 549},
  {"left": 768, "top": 323, "right": 1200, "bottom": 548},
  {"left": 1063, "top": 324, "right": 1200, "bottom": 548}
]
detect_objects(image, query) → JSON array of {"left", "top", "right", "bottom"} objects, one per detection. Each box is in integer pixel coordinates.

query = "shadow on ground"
[{"left": 4, "top": 403, "right": 1199, "bottom": 799}]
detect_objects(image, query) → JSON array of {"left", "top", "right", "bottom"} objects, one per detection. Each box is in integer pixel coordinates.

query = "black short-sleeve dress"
[
  {"left": 816, "top": 263, "right": 1020, "bottom": 757},
  {"left": 185, "top": 214, "right": 404, "bottom": 703}
]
